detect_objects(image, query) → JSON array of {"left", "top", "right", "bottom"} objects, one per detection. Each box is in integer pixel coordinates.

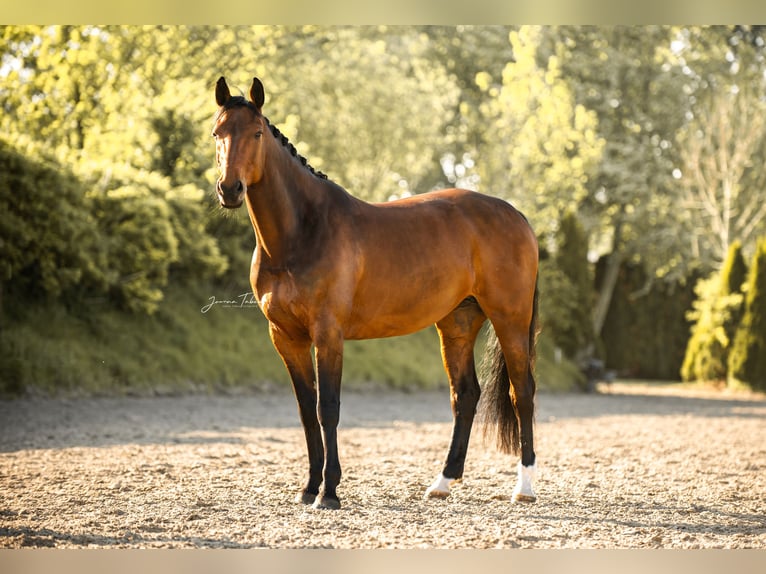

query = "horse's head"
[{"left": 212, "top": 76, "right": 267, "bottom": 208}]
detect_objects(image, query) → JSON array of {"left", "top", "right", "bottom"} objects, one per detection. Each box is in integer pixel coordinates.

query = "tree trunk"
[
  {"left": 592, "top": 250, "right": 623, "bottom": 337},
  {"left": 592, "top": 219, "right": 625, "bottom": 337}
]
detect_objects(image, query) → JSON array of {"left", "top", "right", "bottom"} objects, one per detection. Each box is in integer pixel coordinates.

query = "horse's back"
[
  {"left": 368, "top": 188, "right": 536, "bottom": 278},
  {"left": 364, "top": 188, "right": 525, "bottom": 235},
  {"left": 336, "top": 188, "right": 537, "bottom": 339}
]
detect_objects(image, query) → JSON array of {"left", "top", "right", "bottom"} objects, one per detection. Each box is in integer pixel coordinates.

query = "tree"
[
  {"left": 541, "top": 212, "right": 595, "bottom": 362},
  {"left": 666, "top": 26, "right": 766, "bottom": 267},
  {"left": 545, "top": 26, "right": 691, "bottom": 339},
  {"left": 417, "top": 25, "right": 518, "bottom": 189},
  {"left": 728, "top": 237, "right": 766, "bottom": 391},
  {"left": 476, "top": 26, "right": 604, "bottom": 237},
  {"left": 85, "top": 167, "right": 229, "bottom": 313},
  {"left": 248, "top": 26, "right": 461, "bottom": 201},
  {"left": 677, "top": 88, "right": 766, "bottom": 265}
]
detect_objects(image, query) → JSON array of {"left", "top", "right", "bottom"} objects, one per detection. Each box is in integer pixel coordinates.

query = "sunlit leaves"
[
  {"left": 250, "top": 26, "right": 461, "bottom": 201},
  {"left": 477, "top": 26, "right": 604, "bottom": 236}
]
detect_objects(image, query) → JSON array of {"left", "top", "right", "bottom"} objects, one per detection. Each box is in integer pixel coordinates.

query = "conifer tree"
[{"left": 728, "top": 237, "right": 766, "bottom": 391}]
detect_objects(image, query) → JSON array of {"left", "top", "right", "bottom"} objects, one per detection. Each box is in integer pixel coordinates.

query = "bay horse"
[{"left": 212, "top": 76, "right": 539, "bottom": 510}]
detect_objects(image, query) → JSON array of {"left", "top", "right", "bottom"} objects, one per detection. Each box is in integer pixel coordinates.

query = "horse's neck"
[{"left": 246, "top": 149, "right": 319, "bottom": 263}]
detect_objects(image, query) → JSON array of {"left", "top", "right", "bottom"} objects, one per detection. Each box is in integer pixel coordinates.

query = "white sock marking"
[
  {"left": 424, "top": 473, "right": 454, "bottom": 499},
  {"left": 512, "top": 461, "right": 537, "bottom": 502}
]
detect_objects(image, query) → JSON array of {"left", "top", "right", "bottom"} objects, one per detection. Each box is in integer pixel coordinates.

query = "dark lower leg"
[
  {"left": 442, "top": 371, "right": 481, "bottom": 479},
  {"left": 271, "top": 328, "right": 322, "bottom": 504},
  {"left": 317, "top": 394, "right": 341, "bottom": 504},
  {"left": 512, "top": 368, "right": 536, "bottom": 468},
  {"left": 314, "top": 338, "right": 343, "bottom": 509},
  {"left": 293, "top": 382, "right": 324, "bottom": 502},
  {"left": 435, "top": 306, "right": 485, "bottom": 482}
]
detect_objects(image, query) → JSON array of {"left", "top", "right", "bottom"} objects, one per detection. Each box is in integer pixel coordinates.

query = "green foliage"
[
  {"left": 677, "top": 88, "right": 766, "bottom": 264},
  {"left": 540, "top": 212, "right": 595, "bottom": 361},
  {"left": 84, "top": 172, "right": 231, "bottom": 314},
  {"left": 533, "top": 330, "right": 587, "bottom": 392},
  {"left": 0, "top": 283, "right": 287, "bottom": 395},
  {"left": 549, "top": 26, "right": 691, "bottom": 279},
  {"left": 201, "top": 206, "right": 256, "bottom": 286},
  {"left": 0, "top": 137, "right": 228, "bottom": 316},
  {"left": 165, "top": 185, "right": 229, "bottom": 281},
  {"left": 253, "top": 26, "right": 461, "bottom": 200},
  {"left": 680, "top": 277, "right": 744, "bottom": 382},
  {"left": 343, "top": 328, "right": 445, "bottom": 389},
  {"left": 0, "top": 138, "right": 104, "bottom": 301},
  {"left": 599, "top": 260, "right": 697, "bottom": 380},
  {"left": 728, "top": 238, "right": 766, "bottom": 391},
  {"left": 150, "top": 109, "right": 200, "bottom": 183},
  {"left": 721, "top": 240, "right": 749, "bottom": 295},
  {"left": 89, "top": 186, "right": 179, "bottom": 314},
  {"left": 681, "top": 241, "right": 747, "bottom": 383},
  {"left": 478, "top": 27, "right": 603, "bottom": 235}
]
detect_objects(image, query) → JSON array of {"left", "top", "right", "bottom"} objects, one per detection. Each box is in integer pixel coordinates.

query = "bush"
[
  {"left": 728, "top": 237, "right": 766, "bottom": 391},
  {"left": 1, "top": 138, "right": 232, "bottom": 316},
  {"left": 165, "top": 185, "right": 228, "bottom": 281},
  {"left": 0, "top": 138, "right": 105, "bottom": 303},
  {"left": 89, "top": 185, "right": 180, "bottom": 314},
  {"left": 681, "top": 241, "right": 747, "bottom": 383}
]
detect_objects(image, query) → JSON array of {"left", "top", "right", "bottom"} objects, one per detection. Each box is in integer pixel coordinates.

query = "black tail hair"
[{"left": 480, "top": 276, "right": 539, "bottom": 455}]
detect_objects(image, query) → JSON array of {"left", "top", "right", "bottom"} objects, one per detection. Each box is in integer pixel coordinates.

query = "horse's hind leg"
[
  {"left": 425, "top": 298, "right": 486, "bottom": 499},
  {"left": 492, "top": 320, "right": 538, "bottom": 503}
]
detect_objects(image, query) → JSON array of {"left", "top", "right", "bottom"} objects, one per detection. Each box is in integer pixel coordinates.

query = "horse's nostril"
[{"left": 217, "top": 180, "right": 245, "bottom": 199}]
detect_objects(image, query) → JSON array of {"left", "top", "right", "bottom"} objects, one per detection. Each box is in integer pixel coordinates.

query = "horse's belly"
[
  {"left": 343, "top": 278, "right": 469, "bottom": 340},
  {"left": 343, "top": 311, "right": 442, "bottom": 340}
]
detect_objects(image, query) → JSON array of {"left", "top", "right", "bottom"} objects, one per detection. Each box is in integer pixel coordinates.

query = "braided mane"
[
  {"left": 265, "top": 119, "right": 328, "bottom": 180},
  {"left": 217, "top": 96, "right": 327, "bottom": 180}
]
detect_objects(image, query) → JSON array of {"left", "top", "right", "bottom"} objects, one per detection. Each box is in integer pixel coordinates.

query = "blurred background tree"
[
  {"left": 681, "top": 241, "right": 747, "bottom": 383},
  {"left": 728, "top": 238, "right": 766, "bottom": 391}
]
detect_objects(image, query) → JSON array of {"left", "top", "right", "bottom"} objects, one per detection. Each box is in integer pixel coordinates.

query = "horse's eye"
[{"left": 255, "top": 131, "right": 263, "bottom": 139}]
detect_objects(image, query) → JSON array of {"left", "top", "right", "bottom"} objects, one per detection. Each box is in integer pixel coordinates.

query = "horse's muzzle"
[{"left": 216, "top": 180, "right": 246, "bottom": 208}]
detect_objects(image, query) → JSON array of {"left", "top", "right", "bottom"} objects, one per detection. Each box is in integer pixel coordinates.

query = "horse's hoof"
[
  {"left": 425, "top": 489, "right": 450, "bottom": 499},
  {"left": 296, "top": 490, "right": 317, "bottom": 505},
  {"left": 512, "top": 492, "right": 537, "bottom": 503},
  {"left": 424, "top": 473, "right": 455, "bottom": 499},
  {"left": 312, "top": 495, "right": 341, "bottom": 510}
]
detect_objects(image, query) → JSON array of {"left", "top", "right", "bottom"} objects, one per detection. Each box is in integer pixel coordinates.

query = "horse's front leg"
[
  {"left": 312, "top": 325, "right": 344, "bottom": 510},
  {"left": 269, "top": 324, "right": 324, "bottom": 505}
]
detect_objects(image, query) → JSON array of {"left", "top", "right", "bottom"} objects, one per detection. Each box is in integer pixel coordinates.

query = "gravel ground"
[{"left": 1, "top": 382, "right": 765, "bottom": 549}]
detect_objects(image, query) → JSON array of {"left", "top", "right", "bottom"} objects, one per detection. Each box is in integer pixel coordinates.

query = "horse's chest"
[{"left": 253, "top": 271, "right": 309, "bottom": 331}]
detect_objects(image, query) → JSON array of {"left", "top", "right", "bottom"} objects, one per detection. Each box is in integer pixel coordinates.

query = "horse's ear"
[
  {"left": 250, "top": 77, "right": 265, "bottom": 112},
  {"left": 215, "top": 76, "right": 231, "bottom": 107}
]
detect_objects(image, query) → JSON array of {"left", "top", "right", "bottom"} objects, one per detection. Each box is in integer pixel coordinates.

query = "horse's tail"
[{"left": 480, "top": 275, "right": 539, "bottom": 455}]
